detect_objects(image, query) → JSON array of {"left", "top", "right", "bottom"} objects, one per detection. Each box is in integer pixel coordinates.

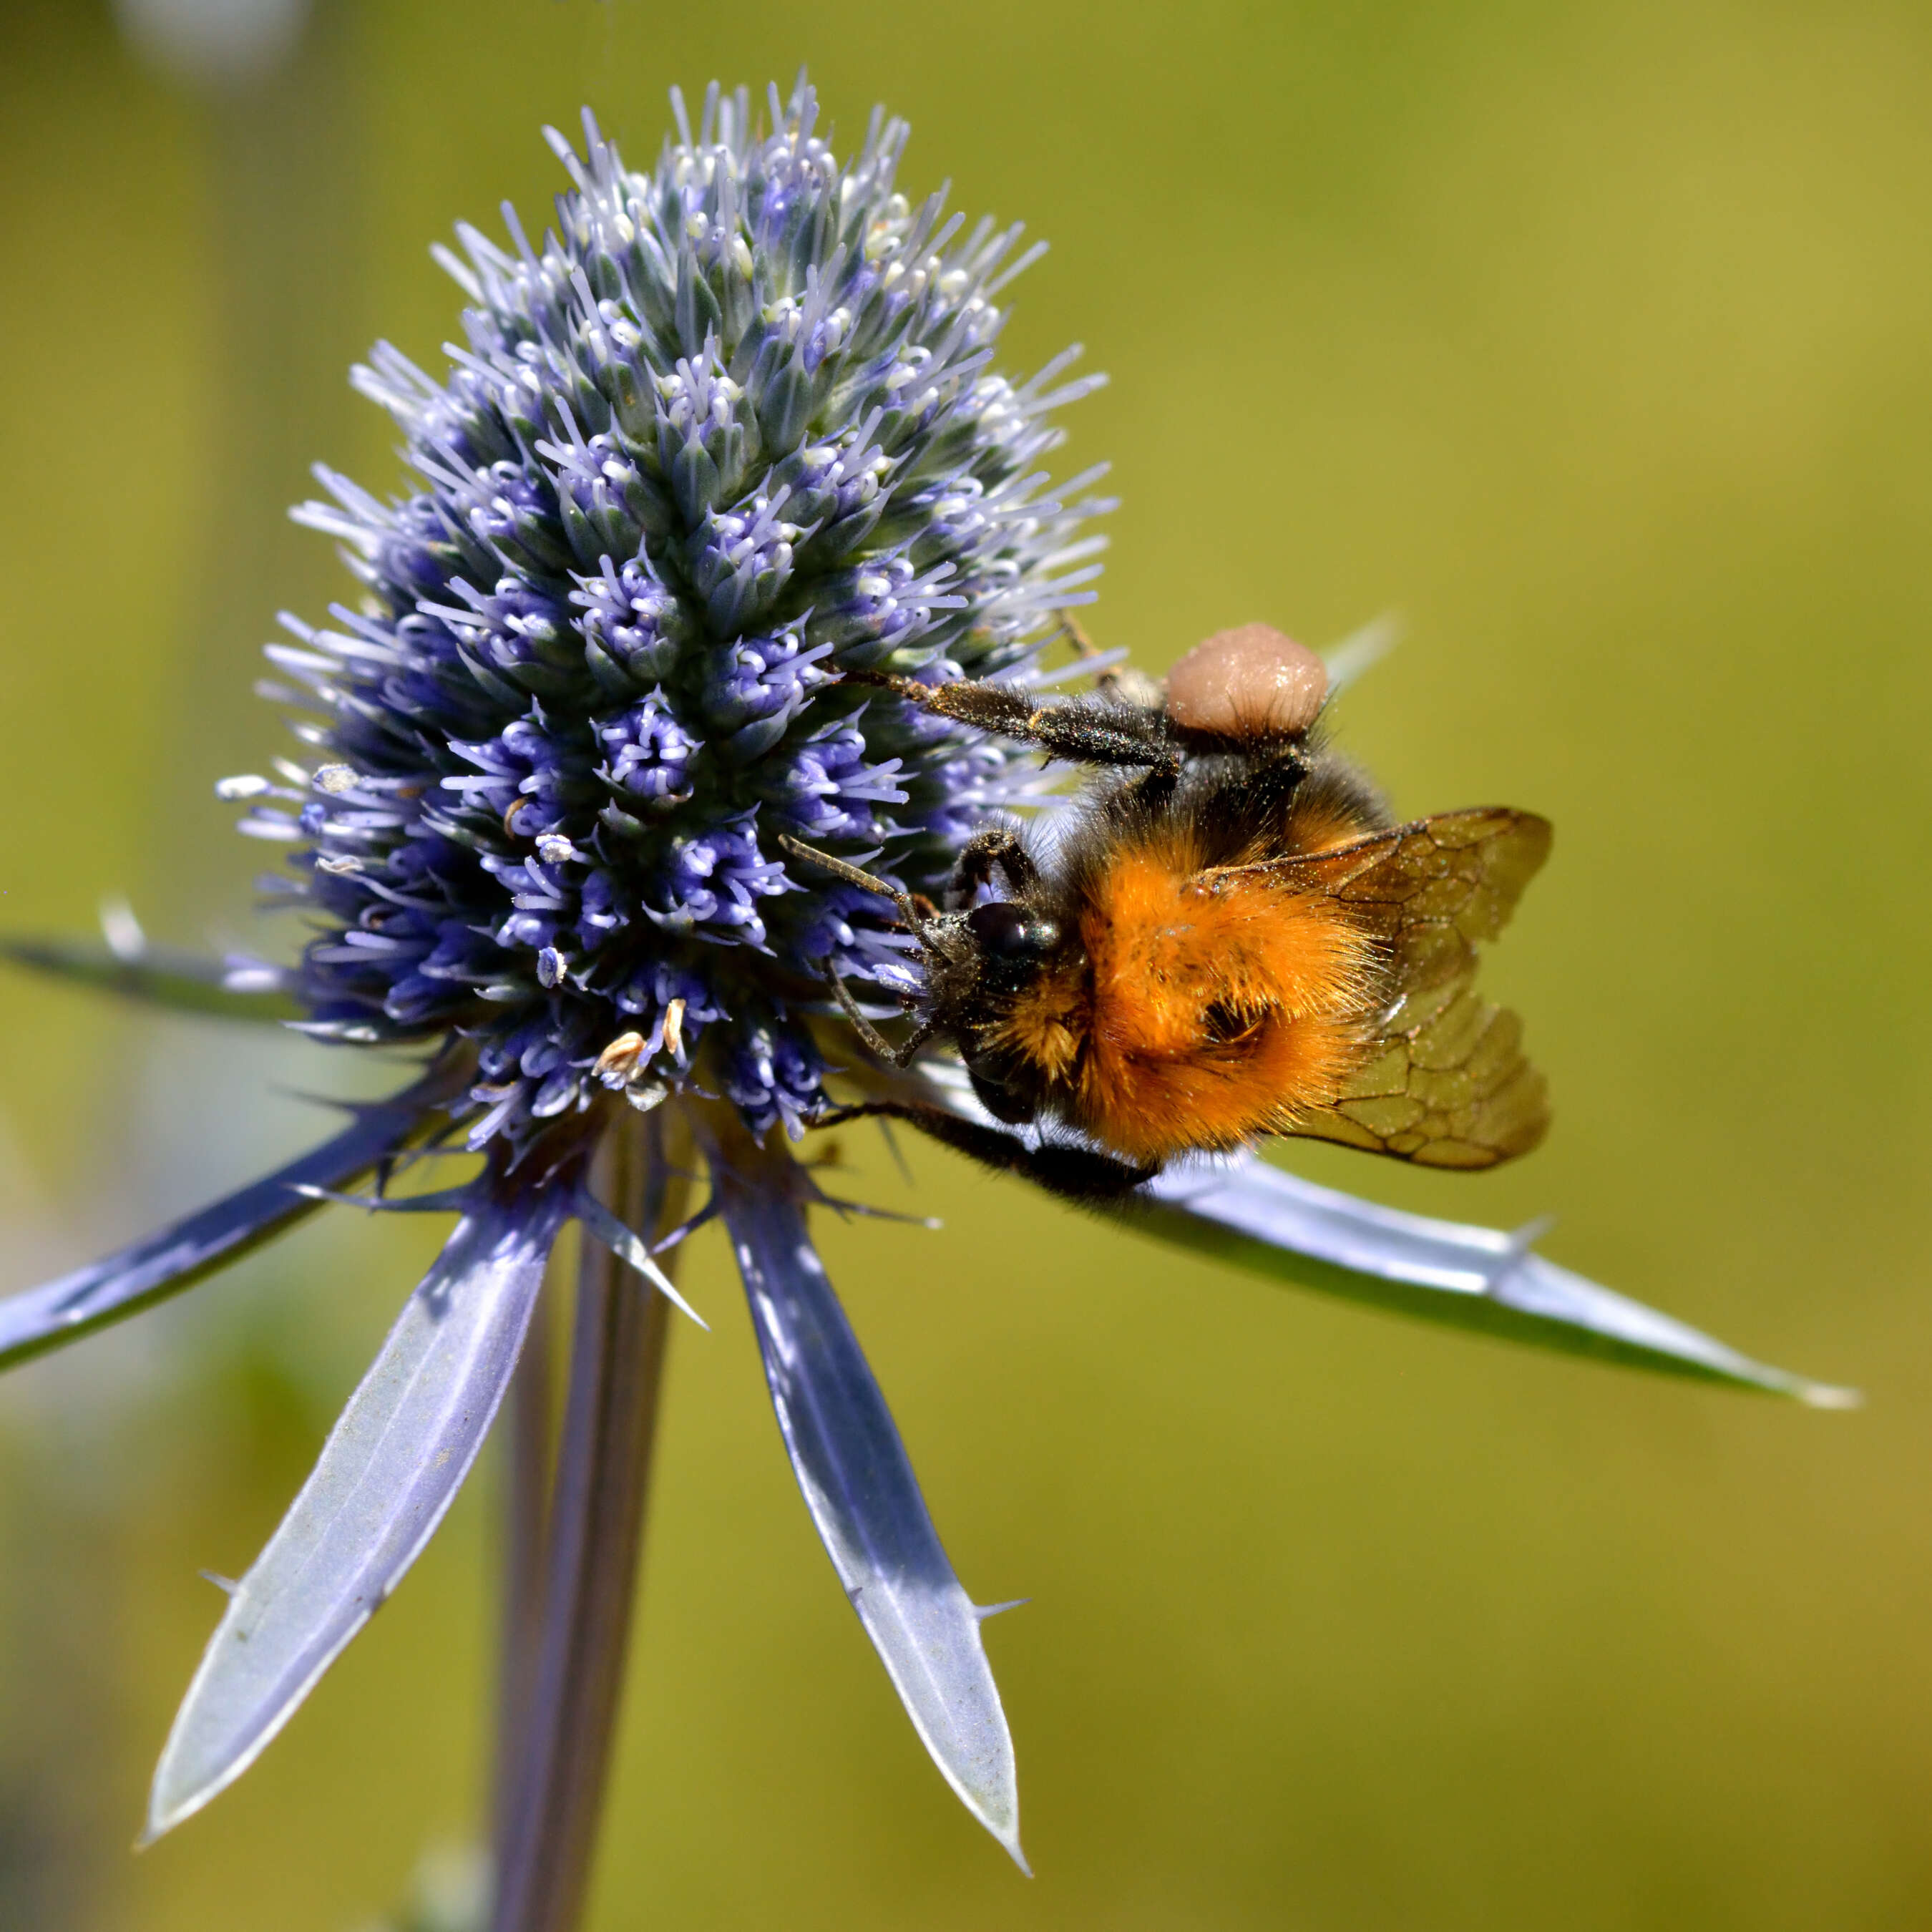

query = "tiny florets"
[{"left": 247, "top": 79, "right": 1110, "bottom": 1148}]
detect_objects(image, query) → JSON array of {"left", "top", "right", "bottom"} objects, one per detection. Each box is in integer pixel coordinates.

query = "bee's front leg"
[
  {"left": 946, "top": 826, "right": 1039, "bottom": 909},
  {"left": 824, "top": 968, "right": 935, "bottom": 1069}
]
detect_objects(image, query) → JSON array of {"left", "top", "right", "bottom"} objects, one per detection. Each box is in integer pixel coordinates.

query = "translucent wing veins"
[{"left": 1217, "top": 809, "right": 1553, "bottom": 1169}]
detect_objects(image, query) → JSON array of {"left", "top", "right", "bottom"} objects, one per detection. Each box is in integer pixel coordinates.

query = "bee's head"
[
  {"left": 962, "top": 899, "right": 1063, "bottom": 992},
  {"left": 913, "top": 897, "right": 1072, "bottom": 1126}
]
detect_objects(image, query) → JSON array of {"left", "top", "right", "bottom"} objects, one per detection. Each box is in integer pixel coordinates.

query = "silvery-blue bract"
[{"left": 0, "top": 78, "right": 1850, "bottom": 1886}]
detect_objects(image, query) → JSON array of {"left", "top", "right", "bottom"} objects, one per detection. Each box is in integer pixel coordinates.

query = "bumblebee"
[{"left": 784, "top": 622, "right": 1551, "bottom": 1202}]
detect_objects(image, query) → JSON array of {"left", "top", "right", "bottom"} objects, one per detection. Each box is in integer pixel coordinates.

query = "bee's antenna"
[{"left": 774, "top": 834, "right": 942, "bottom": 955}]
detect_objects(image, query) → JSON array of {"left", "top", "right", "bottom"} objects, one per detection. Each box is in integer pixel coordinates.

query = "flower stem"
[
  {"left": 493, "top": 1271, "right": 552, "bottom": 1850},
  {"left": 489, "top": 1111, "right": 688, "bottom": 1932}
]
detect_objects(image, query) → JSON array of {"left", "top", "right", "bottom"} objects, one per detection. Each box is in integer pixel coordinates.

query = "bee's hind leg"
[
  {"left": 814, "top": 1100, "right": 1158, "bottom": 1204},
  {"left": 841, "top": 669, "right": 1179, "bottom": 775}
]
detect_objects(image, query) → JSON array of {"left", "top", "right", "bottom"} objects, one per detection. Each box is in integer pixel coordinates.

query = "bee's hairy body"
[
  {"left": 788, "top": 623, "right": 1553, "bottom": 1201},
  {"left": 932, "top": 746, "right": 1395, "bottom": 1164}
]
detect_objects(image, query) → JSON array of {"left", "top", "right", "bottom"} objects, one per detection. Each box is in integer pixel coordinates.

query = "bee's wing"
[{"left": 1229, "top": 807, "right": 1553, "bottom": 1169}]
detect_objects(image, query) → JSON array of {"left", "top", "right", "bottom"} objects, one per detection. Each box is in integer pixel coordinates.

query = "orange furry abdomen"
[{"left": 1008, "top": 839, "right": 1379, "bottom": 1164}]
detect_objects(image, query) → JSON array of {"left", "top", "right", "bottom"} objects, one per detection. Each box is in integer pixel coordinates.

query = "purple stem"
[
  {"left": 489, "top": 1112, "right": 686, "bottom": 1932},
  {"left": 494, "top": 1278, "right": 554, "bottom": 1850}
]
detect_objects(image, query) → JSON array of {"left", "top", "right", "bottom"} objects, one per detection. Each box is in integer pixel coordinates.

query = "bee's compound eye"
[
  {"left": 966, "top": 901, "right": 1059, "bottom": 960},
  {"left": 1166, "top": 623, "right": 1328, "bottom": 738}
]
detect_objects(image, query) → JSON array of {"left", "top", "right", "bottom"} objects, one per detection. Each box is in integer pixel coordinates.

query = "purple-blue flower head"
[{"left": 255, "top": 87, "right": 1103, "bottom": 1150}]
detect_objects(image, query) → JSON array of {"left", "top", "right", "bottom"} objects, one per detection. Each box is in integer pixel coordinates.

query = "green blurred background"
[{"left": 3, "top": 0, "right": 1930, "bottom": 1925}]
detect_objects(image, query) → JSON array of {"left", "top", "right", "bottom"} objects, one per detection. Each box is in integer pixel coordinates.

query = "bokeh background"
[{"left": 2, "top": 0, "right": 1929, "bottom": 1926}]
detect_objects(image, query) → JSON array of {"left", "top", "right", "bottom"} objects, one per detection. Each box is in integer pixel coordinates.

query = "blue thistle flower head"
[{"left": 265, "top": 78, "right": 1106, "bottom": 1153}]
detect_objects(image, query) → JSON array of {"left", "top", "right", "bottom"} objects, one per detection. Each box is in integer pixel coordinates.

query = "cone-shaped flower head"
[{"left": 263, "top": 80, "right": 1106, "bottom": 1147}]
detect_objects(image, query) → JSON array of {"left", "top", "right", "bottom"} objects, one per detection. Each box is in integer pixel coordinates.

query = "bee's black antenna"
[{"left": 775, "top": 835, "right": 943, "bottom": 955}]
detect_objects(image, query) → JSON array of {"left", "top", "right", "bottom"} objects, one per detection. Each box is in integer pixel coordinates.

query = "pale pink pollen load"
[{"left": 1164, "top": 623, "right": 1329, "bottom": 738}]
